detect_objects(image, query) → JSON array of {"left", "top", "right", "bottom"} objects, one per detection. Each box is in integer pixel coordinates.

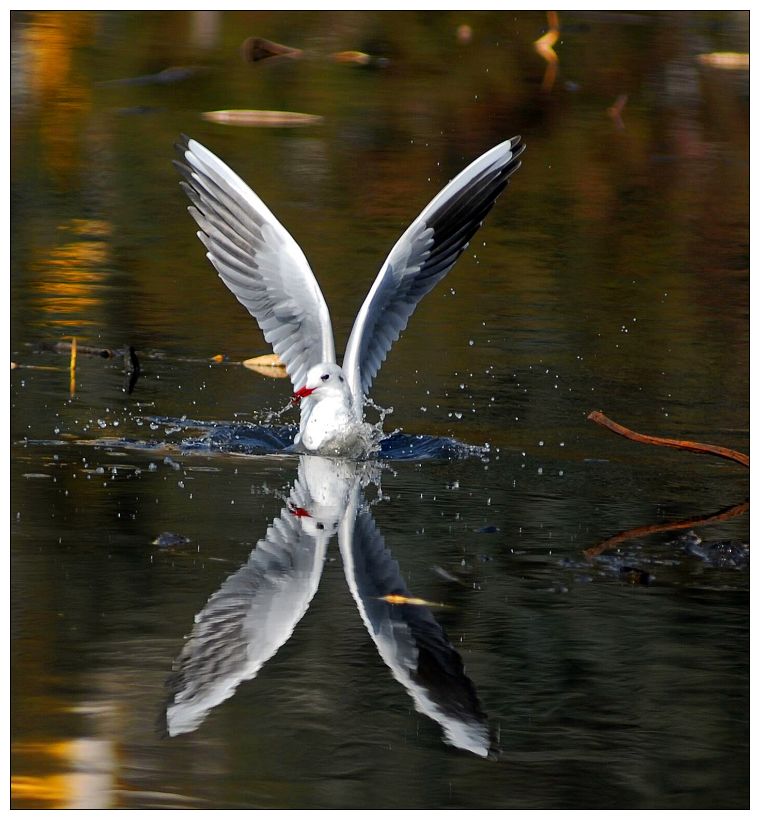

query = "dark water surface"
[{"left": 11, "top": 10, "right": 748, "bottom": 810}]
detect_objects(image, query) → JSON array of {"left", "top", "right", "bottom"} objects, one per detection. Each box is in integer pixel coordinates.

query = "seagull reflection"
[{"left": 165, "top": 456, "right": 494, "bottom": 758}]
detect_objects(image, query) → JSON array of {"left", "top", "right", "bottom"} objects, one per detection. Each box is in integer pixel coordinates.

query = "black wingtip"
[
  {"left": 509, "top": 136, "right": 526, "bottom": 161},
  {"left": 172, "top": 159, "right": 196, "bottom": 190},
  {"left": 173, "top": 133, "right": 192, "bottom": 161}
]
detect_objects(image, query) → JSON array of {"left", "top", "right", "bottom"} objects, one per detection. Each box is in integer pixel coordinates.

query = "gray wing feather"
[
  {"left": 175, "top": 136, "right": 335, "bottom": 389},
  {"left": 342, "top": 137, "right": 524, "bottom": 413}
]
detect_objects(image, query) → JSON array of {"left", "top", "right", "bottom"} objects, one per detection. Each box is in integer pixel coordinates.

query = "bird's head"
[{"left": 292, "top": 363, "right": 350, "bottom": 405}]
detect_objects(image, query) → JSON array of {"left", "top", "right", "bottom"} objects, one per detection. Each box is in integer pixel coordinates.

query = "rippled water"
[{"left": 11, "top": 10, "right": 748, "bottom": 809}]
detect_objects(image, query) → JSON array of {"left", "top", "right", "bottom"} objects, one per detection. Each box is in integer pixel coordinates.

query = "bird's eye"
[
  {"left": 339, "top": 376, "right": 344, "bottom": 383},
  {"left": 316, "top": 522, "right": 325, "bottom": 530},
  {"left": 321, "top": 373, "right": 330, "bottom": 381}
]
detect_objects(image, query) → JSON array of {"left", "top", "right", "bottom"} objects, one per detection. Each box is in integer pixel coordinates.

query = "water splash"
[{"left": 262, "top": 398, "right": 297, "bottom": 425}]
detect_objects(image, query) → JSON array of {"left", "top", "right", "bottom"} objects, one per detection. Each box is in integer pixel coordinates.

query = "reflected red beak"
[
  {"left": 288, "top": 504, "right": 312, "bottom": 518},
  {"left": 291, "top": 385, "right": 315, "bottom": 405}
]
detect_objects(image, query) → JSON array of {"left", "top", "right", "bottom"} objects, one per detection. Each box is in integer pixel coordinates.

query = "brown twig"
[
  {"left": 587, "top": 410, "right": 749, "bottom": 468},
  {"left": 584, "top": 499, "right": 749, "bottom": 558}
]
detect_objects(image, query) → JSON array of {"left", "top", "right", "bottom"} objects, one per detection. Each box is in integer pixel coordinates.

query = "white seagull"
[{"left": 175, "top": 135, "right": 524, "bottom": 457}]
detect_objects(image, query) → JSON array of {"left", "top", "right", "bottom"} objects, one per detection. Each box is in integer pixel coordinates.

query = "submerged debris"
[
  {"left": 618, "top": 565, "right": 654, "bottom": 585},
  {"left": 97, "top": 66, "right": 208, "bottom": 87},
  {"left": 152, "top": 532, "right": 192, "bottom": 549},
  {"left": 678, "top": 530, "right": 749, "bottom": 569}
]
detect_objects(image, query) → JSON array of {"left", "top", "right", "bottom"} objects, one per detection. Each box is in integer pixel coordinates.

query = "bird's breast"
[{"left": 299, "top": 395, "right": 364, "bottom": 455}]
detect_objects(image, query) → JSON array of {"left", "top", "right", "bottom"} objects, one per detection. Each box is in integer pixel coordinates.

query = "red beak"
[
  {"left": 288, "top": 504, "right": 312, "bottom": 518},
  {"left": 291, "top": 385, "right": 315, "bottom": 405}
]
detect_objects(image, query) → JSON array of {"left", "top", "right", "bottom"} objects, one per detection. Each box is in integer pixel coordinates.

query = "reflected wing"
[
  {"left": 342, "top": 137, "right": 524, "bottom": 413},
  {"left": 338, "top": 488, "right": 494, "bottom": 758},
  {"left": 175, "top": 136, "right": 335, "bottom": 389},
  {"left": 165, "top": 478, "right": 330, "bottom": 737}
]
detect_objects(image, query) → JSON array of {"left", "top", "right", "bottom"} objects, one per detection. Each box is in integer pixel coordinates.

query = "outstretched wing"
[
  {"left": 174, "top": 136, "right": 335, "bottom": 389},
  {"left": 342, "top": 137, "right": 524, "bottom": 414}
]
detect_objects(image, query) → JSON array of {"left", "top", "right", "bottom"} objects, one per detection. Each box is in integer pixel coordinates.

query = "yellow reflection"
[
  {"left": 17, "top": 13, "right": 95, "bottom": 185},
  {"left": 42, "top": 318, "right": 98, "bottom": 328},
  {"left": 40, "top": 240, "right": 110, "bottom": 270},
  {"left": 63, "top": 218, "right": 112, "bottom": 237},
  {"left": 11, "top": 737, "right": 116, "bottom": 809},
  {"left": 34, "top": 298, "right": 103, "bottom": 313},
  {"left": 31, "top": 232, "right": 113, "bottom": 327},
  {"left": 36, "top": 282, "right": 103, "bottom": 297},
  {"left": 12, "top": 774, "right": 70, "bottom": 804}
]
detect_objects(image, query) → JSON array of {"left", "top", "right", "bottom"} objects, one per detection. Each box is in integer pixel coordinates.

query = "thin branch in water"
[
  {"left": 584, "top": 499, "right": 749, "bottom": 558},
  {"left": 587, "top": 410, "right": 749, "bottom": 468}
]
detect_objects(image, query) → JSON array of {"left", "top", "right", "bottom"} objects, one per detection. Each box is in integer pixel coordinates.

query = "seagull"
[{"left": 174, "top": 134, "right": 524, "bottom": 457}]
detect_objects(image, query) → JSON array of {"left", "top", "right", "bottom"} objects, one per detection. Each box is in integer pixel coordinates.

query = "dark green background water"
[{"left": 11, "top": 10, "right": 748, "bottom": 809}]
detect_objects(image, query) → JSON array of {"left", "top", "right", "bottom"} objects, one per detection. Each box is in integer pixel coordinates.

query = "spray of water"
[{"left": 262, "top": 399, "right": 297, "bottom": 425}]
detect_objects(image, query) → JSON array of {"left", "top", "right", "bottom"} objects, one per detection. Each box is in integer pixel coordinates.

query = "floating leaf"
[
  {"left": 247, "top": 366, "right": 289, "bottom": 379},
  {"left": 201, "top": 109, "right": 323, "bottom": 128},
  {"left": 210, "top": 353, "right": 227, "bottom": 363},
  {"left": 241, "top": 36, "right": 302, "bottom": 63},
  {"left": 243, "top": 353, "right": 289, "bottom": 378},
  {"left": 697, "top": 52, "right": 749, "bottom": 70},
  {"left": 331, "top": 50, "right": 371, "bottom": 65},
  {"left": 379, "top": 594, "right": 449, "bottom": 608},
  {"left": 243, "top": 353, "right": 285, "bottom": 368}
]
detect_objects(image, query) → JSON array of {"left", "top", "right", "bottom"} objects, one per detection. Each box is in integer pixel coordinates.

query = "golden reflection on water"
[
  {"left": 29, "top": 220, "right": 113, "bottom": 330},
  {"left": 11, "top": 738, "right": 117, "bottom": 809},
  {"left": 15, "top": 12, "right": 94, "bottom": 187}
]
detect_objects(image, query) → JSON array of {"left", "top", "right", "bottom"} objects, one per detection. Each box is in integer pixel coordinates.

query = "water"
[{"left": 11, "top": 10, "right": 748, "bottom": 810}]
